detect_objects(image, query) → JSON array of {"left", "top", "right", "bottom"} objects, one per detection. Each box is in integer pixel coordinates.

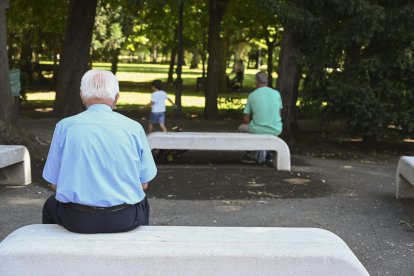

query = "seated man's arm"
[
  {"left": 243, "top": 113, "right": 251, "bottom": 124},
  {"left": 49, "top": 184, "right": 56, "bottom": 192},
  {"left": 141, "top": 183, "right": 148, "bottom": 190}
]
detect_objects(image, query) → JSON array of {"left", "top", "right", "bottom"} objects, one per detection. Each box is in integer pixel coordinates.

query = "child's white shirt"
[{"left": 151, "top": 90, "right": 168, "bottom": 112}]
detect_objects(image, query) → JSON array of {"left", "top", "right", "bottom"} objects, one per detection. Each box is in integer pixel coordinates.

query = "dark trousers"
[{"left": 42, "top": 195, "right": 149, "bottom": 234}]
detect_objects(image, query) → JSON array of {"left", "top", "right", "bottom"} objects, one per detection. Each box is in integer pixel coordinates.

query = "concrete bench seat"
[
  {"left": 0, "top": 224, "right": 368, "bottom": 276},
  {"left": 396, "top": 156, "right": 414, "bottom": 199},
  {"left": 147, "top": 132, "right": 291, "bottom": 171},
  {"left": 0, "top": 145, "right": 31, "bottom": 185}
]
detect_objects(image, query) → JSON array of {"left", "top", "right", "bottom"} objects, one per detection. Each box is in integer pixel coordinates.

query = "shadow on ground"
[{"left": 149, "top": 152, "right": 334, "bottom": 200}]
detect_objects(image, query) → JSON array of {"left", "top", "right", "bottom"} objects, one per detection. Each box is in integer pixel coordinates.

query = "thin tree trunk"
[
  {"left": 110, "top": 48, "right": 121, "bottom": 75},
  {"left": 167, "top": 23, "right": 178, "bottom": 84},
  {"left": 54, "top": 0, "right": 97, "bottom": 118},
  {"left": 174, "top": 1, "right": 184, "bottom": 116},
  {"left": 205, "top": 0, "right": 227, "bottom": 118},
  {"left": 167, "top": 47, "right": 176, "bottom": 84},
  {"left": 264, "top": 28, "right": 277, "bottom": 88},
  {"left": 276, "top": 28, "right": 301, "bottom": 137},
  {"left": 266, "top": 45, "right": 274, "bottom": 87}
]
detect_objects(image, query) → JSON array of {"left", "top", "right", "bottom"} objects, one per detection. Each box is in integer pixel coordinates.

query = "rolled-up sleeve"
[
  {"left": 42, "top": 123, "right": 63, "bottom": 185},
  {"left": 137, "top": 127, "right": 157, "bottom": 184}
]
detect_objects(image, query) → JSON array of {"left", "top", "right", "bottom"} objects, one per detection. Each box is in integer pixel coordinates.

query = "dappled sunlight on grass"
[
  {"left": 25, "top": 62, "right": 253, "bottom": 110},
  {"left": 26, "top": 92, "right": 55, "bottom": 101},
  {"left": 26, "top": 91, "right": 245, "bottom": 109}
]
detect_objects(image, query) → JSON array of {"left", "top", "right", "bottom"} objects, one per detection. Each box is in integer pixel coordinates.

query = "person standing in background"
[{"left": 148, "top": 79, "right": 175, "bottom": 133}]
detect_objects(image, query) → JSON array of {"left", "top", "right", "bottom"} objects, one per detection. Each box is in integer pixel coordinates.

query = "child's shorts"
[{"left": 150, "top": 112, "right": 165, "bottom": 124}]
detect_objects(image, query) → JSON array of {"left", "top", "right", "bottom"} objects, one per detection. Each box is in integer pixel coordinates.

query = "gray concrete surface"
[
  {"left": 1, "top": 117, "right": 414, "bottom": 275},
  {"left": 0, "top": 225, "right": 369, "bottom": 276},
  {"left": 1, "top": 154, "right": 413, "bottom": 275}
]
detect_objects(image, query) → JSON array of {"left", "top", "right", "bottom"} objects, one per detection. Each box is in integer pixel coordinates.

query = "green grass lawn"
[{"left": 25, "top": 62, "right": 257, "bottom": 113}]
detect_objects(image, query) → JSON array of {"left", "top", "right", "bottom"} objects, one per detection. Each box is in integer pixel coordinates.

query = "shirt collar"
[{"left": 86, "top": 104, "right": 113, "bottom": 112}]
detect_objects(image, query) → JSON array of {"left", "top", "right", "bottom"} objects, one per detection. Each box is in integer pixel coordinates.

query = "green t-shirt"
[{"left": 243, "top": 86, "right": 283, "bottom": 135}]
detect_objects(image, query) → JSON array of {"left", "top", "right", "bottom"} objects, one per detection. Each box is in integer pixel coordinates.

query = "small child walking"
[{"left": 148, "top": 80, "right": 175, "bottom": 133}]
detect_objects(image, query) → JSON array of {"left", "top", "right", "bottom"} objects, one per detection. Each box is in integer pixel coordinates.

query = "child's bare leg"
[
  {"left": 160, "top": 124, "right": 168, "bottom": 132},
  {"left": 148, "top": 123, "right": 154, "bottom": 133}
]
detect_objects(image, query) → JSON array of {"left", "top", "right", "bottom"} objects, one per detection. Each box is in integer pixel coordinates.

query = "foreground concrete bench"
[
  {"left": 0, "top": 145, "right": 31, "bottom": 185},
  {"left": 0, "top": 224, "right": 368, "bottom": 276},
  {"left": 396, "top": 156, "right": 414, "bottom": 199},
  {"left": 147, "top": 132, "right": 291, "bottom": 171}
]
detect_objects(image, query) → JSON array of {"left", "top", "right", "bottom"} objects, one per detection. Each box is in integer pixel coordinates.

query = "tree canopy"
[{"left": 2, "top": 0, "right": 414, "bottom": 143}]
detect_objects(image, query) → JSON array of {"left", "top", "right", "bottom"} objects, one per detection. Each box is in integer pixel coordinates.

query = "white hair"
[{"left": 80, "top": 70, "right": 119, "bottom": 100}]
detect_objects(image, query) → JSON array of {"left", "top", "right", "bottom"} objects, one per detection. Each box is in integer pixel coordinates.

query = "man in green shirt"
[{"left": 238, "top": 71, "right": 283, "bottom": 163}]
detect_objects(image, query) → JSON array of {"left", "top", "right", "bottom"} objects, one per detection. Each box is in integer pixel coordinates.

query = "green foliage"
[
  {"left": 7, "top": 0, "right": 68, "bottom": 63},
  {"left": 91, "top": 2, "right": 124, "bottom": 61},
  {"left": 297, "top": 0, "right": 414, "bottom": 141},
  {"left": 217, "top": 97, "right": 245, "bottom": 117}
]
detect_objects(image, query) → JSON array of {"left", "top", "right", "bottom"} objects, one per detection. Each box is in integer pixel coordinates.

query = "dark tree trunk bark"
[
  {"left": 167, "top": 24, "right": 178, "bottom": 84},
  {"left": 201, "top": 51, "right": 207, "bottom": 78},
  {"left": 205, "top": 0, "right": 227, "bottom": 119},
  {"left": 264, "top": 28, "right": 277, "bottom": 88},
  {"left": 276, "top": 28, "right": 302, "bottom": 137},
  {"left": 54, "top": 0, "right": 97, "bottom": 118},
  {"left": 174, "top": 1, "right": 184, "bottom": 116},
  {"left": 167, "top": 47, "right": 176, "bottom": 84},
  {"left": 266, "top": 46, "right": 274, "bottom": 87},
  {"left": 110, "top": 48, "right": 121, "bottom": 75}
]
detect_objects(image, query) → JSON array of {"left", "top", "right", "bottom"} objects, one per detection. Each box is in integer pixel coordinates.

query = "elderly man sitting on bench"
[
  {"left": 42, "top": 69, "right": 157, "bottom": 234},
  {"left": 238, "top": 71, "right": 283, "bottom": 164}
]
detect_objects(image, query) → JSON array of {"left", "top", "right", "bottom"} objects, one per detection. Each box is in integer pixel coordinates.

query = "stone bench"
[
  {"left": 0, "top": 145, "right": 31, "bottom": 185},
  {"left": 147, "top": 132, "right": 291, "bottom": 171},
  {"left": 0, "top": 224, "right": 369, "bottom": 276},
  {"left": 396, "top": 156, "right": 414, "bottom": 199}
]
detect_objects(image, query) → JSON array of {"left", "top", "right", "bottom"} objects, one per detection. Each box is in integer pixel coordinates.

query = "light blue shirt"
[{"left": 43, "top": 104, "right": 157, "bottom": 207}]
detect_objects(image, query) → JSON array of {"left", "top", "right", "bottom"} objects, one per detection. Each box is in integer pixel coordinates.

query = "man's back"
[
  {"left": 244, "top": 86, "right": 283, "bottom": 136},
  {"left": 43, "top": 104, "right": 156, "bottom": 207}
]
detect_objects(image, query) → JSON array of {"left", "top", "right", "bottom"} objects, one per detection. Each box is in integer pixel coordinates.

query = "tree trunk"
[
  {"left": 0, "top": 0, "right": 33, "bottom": 146},
  {"left": 276, "top": 28, "right": 302, "bottom": 137},
  {"left": 205, "top": 0, "right": 227, "bottom": 119},
  {"left": 19, "top": 39, "right": 33, "bottom": 73},
  {"left": 219, "top": 29, "right": 230, "bottom": 93},
  {"left": 266, "top": 44, "right": 275, "bottom": 87},
  {"left": 167, "top": 25, "right": 178, "bottom": 84},
  {"left": 264, "top": 28, "right": 277, "bottom": 88},
  {"left": 174, "top": 1, "right": 184, "bottom": 116},
  {"left": 167, "top": 47, "right": 176, "bottom": 84},
  {"left": 54, "top": 0, "right": 97, "bottom": 118},
  {"left": 110, "top": 48, "right": 120, "bottom": 75}
]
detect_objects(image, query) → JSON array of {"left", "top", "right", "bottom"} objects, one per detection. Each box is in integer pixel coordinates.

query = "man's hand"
[
  {"left": 243, "top": 113, "right": 251, "bottom": 124},
  {"left": 142, "top": 183, "right": 148, "bottom": 190},
  {"left": 49, "top": 184, "right": 56, "bottom": 192}
]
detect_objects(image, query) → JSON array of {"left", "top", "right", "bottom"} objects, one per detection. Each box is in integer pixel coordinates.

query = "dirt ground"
[{"left": 1, "top": 112, "right": 414, "bottom": 275}]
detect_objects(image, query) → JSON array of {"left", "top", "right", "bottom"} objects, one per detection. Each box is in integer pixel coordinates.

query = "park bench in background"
[
  {"left": 0, "top": 224, "right": 369, "bottom": 276},
  {"left": 147, "top": 132, "right": 291, "bottom": 171},
  {"left": 0, "top": 145, "right": 31, "bottom": 185},
  {"left": 396, "top": 156, "right": 414, "bottom": 199}
]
